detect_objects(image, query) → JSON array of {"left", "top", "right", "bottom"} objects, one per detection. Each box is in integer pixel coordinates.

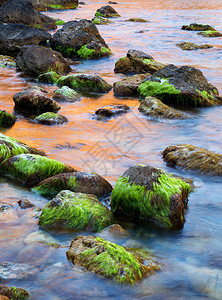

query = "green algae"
[
  {"left": 197, "top": 30, "right": 222, "bottom": 37},
  {"left": 77, "top": 45, "right": 95, "bottom": 59},
  {"left": 38, "top": 71, "right": 60, "bottom": 84},
  {"left": 138, "top": 79, "right": 181, "bottom": 98},
  {"left": 55, "top": 45, "right": 76, "bottom": 57},
  {"left": 0, "top": 110, "right": 16, "bottom": 128},
  {"left": 34, "top": 112, "right": 68, "bottom": 125},
  {"left": 101, "top": 47, "right": 112, "bottom": 55},
  {"left": 195, "top": 89, "right": 215, "bottom": 100},
  {"left": 95, "top": 12, "right": 103, "bottom": 17},
  {"left": 55, "top": 20, "right": 65, "bottom": 26}
]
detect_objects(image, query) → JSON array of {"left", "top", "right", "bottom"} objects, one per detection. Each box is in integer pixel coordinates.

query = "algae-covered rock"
[
  {"left": 52, "top": 86, "right": 82, "bottom": 102},
  {"left": 138, "top": 96, "right": 189, "bottom": 119},
  {"left": 181, "top": 23, "right": 215, "bottom": 31},
  {"left": 95, "top": 104, "right": 130, "bottom": 120},
  {"left": 0, "top": 110, "right": 16, "bottom": 127},
  {"left": 33, "top": 171, "right": 113, "bottom": 198},
  {"left": 0, "top": 285, "right": 30, "bottom": 300},
  {"left": 34, "top": 112, "right": 68, "bottom": 125},
  {"left": 0, "top": 55, "right": 16, "bottom": 68},
  {"left": 0, "top": 132, "right": 45, "bottom": 165},
  {"left": 1, "top": 153, "right": 75, "bottom": 186},
  {"left": 113, "top": 74, "right": 148, "bottom": 96},
  {"left": 125, "top": 18, "right": 148, "bottom": 22},
  {"left": 176, "top": 42, "right": 213, "bottom": 50},
  {"left": 38, "top": 190, "right": 113, "bottom": 231},
  {"left": 197, "top": 30, "right": 222, "bottom": 37},
  {"left": 111, "top": 165, "right": 191, "bottom": 229},
  {"left": 114, "top": 49, "right": 165, "bottom": 74},
  {"left": 138, "top": 64, "right": 222, "bottom": 107},
  {"left": 38, "top": 71, "right": 61, "bottom": 84},
  {"left": 57, "top": 74, "right": 112, "bottom": 93},
  {"left": 66, "top": 235, "right": 159, "bottom": 284},
  {"left": 95, "top": 5, "right": 120, "bottom": 18},
  {"left": 31, "top": 0, "right": 78, "bottom": 11},
  {"left": 163, "top": 144, "right": 222, "bottom": 176},
  {"left": 92, "top": 16, "right": 112, "bottom": 25}
]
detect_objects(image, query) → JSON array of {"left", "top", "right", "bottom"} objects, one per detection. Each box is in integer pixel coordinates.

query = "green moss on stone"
[
  {"left": 77, "top": 45, "right": 96, "bottom": 59},
  {"left": 101, "top": 47, "right": 112, "bottom": 55},
  {"left": 38, "top": 71, "right": 60, "bottom": 84},
  {"left": 0, "top": 110, "right": 16, "bottom": 128},
  {"left": 138, "top": 79, "right": 181, "bottom": 98},
  {"left": 55, "top": 45, "right": 76, "bottom": 57},
  {"left": 47, "top": 4, "right": 63, "bottom": 9},
  {"left": 34, "top": 112, "right": 68, "bottom": 125},
  {"left": 197, "top": 30, "right": 222, "bottom": 37},
  {"left": 95, "top": 11, "right": 103, "bottom": 17},
  {"left": 55, "top": 20, "right": 66, "bottom": 26}
]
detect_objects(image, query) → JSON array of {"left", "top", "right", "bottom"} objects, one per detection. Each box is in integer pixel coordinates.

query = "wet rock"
[
  {"left": 0, "top": 0, "right": 57, "bottom": 30},
  {"left": 66, "top": 235, "right": 159, "bottom": 284},
  {"left": 38, "top": 190, "right": 113, "bottom": 231},
  {"left": 13, "top": 86, "right": 61, "bottom": 115},
  {"left": 0, "top": 55, "right": 16, "bottom": 68},
  {"left": 0, "top": 153, "right": 75, "bottom": 186},
  {"left": 181, "top": 23, "right": 215, "bottom": 31},
  {"left": 50, "top": 19, "right": 111, "bottom": 59},
  {"left": 176, "top": 42, "right": 213, "bottom": 50},
  {"left": 95, "top": 105, "right": 130, "bottom": 120},
  {"left": 138, "top": 96, "right": 189, "bottom": 119},
  {"left": 16, "top": 45, "right": 71, "bottom": 76},
  {"left": 18, "top": 199, "right": 35, "bottom": 209},
  {"left": 102, "top": 224, "right": 129, "bottom": 237},
  {"left": 33, "top": 171, "right": 113, "bottom": 198},
  {"left": 57, "top": 74, "right": 112, "bottom": 93},
  {"left": 163, "top": 144, "right": 222, "bottom": 176},
  {"left": 138, "top": 64, "right": 222, "bottom": 107},
  {"left": 0, "top": 285, "right": 29, "bottom": 299},
  {"left": 0, "top": 262, "right": 36, "bottom": 280},
  {"left": 34, "top": 112, "right": 68, "bottom": 125},
  {"left": 0, "top": 202, "right": 13, "bottom": 213},
  {"left": 125, "top": 18, "right": 148, "bottom": 22},
  {"left": 0, "top": 23, "right": 51, "bottom": 58},
  {"left": 52, "top": 86, "right": 81, "bottom": 102},
  {"left": 92, "top": 16, "right": 112, "bottom": 25},
  {"left": 0, "top": 132, "right": 45, "bottom": 165},
  {"left": 197, "top": 30, "right": 222, "bottom": 37},
  {"left": 0, "top": 295, "right": 9, "bottom": 300},
  {"left": 38, "top": 72, "right": 61, "bottom": 84},
  {"left": 113, "top": 74, "right": 148, "bottom": 96},
  {"left": 0, "top": 110, "right": 16, "bottom": 128},
  {"left": 108, "top": 1, "right": 118, "bottom": 4},
  {"left": 111, "top": 165, "right": 191, "bottom": 229},
  {"left": 95, "top": 5, "right": 120, "bottom": 18},
  {"left": 31, "top": 0, "right": 78, "bottom": 11},
  {"left": 24, "top": 231, "right": 59, "bottom": 246},
  {"left": 114, "top": 49, "right": 165, "bottom": 74}
]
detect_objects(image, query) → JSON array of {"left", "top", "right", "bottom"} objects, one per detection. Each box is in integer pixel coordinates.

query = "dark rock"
[
  {"left": 0, "top": 23, "right": 51, "bottom": 58},
  {"left": 181, "top": 23, "right": 215, "bottom": 31},
  {"left": 95, "top": 104, "right": 130, "bottom": 119},
  {"left": 113, "top": 74, "right": 148, "bottom": 96},
  {"left": 108, "top": 1, "right": 117, "bottom": 4},
  {"left": 52, "top": 86, "right": 82, "bottom": 102},
  {"left": 0, "top": 110, "right": 16, "bottom": 128},
  {"left": 34, "top": 112, "right": 68, "bottom": 125},
  {"left": 95, "top": 5, "right": 120, "bottom": 18},
  {"left": 176, "top": 42, "right": 213, "bottom": 50},
  {"left": 38, "top": 72, "right": 61, "bottom": 84},
  {"left": 125, "top": 18, "right": 148, "bottom": 22},
  {"left": 197, "top": 31, "right": 222, "bottom": 37},
  {"left": 0, "top": 285, "right": 29, "bottom": 299},
  {"left": 18, "top": 199, "right": 35, "bottom": 209},
  {"left": 30, "top": 0, "right": 78, "bottom": 11}
]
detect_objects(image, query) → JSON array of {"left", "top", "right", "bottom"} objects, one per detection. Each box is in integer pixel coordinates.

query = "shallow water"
[{"left": 0, "top": 0, "right": 222, "bottom": 299}]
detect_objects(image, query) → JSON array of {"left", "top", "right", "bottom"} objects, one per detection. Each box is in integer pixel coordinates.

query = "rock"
[
  {"left": 38, "top": 190, "right": 113, "bottom": 231},
  {"left": 163, "top": 144, "right": 222, "bottom": 176},
  {"left": 113, "top": 74, "right": 148, "bottom": 96},
  {"left": 0, "top": 132, "right": 45, "bottom": 165},
  {"left": 114, "top": 49, "right": 165, "bottom": 74},
  {"left": 92, "top": 16, "right": 112, "bottom": 25},
  {"left": 0, "top": 55, "right": 16, "bottom": 68},
  {"left": 50, "top": 19, "right": 111, "bottom": 59},
  {"left": 33, "top": 171, "right": 113, "bottom": 198},
  {"left": 138, "top": 64, "right": 222, "bottom": 107},
  {"left": 0, "top": 262, "right": 36, "bottom": 280},
  {"left": 18, "top": 199, "right": 35, "bottom": 209},
  {"left": 108, "top": 1, "right": 117, "bottom": 4},
  {"left": 197, "top": 30, "right": 222, "bottom": 37},
  {"left": 66, "top": 235, "right": 159, "bottom": 284},
  {"left": 24, "top": 231, "right": 59, "bottom": 245},
  {"left": 0, "top": 153, "right": 75, "bottom": 186},
  {"left": 181, "top": 23, "right": 215, "bottom": 31},
  {"left": 102, "top": 224, "right": 129, "bottom": 237},
  {"left": 30, "top": 0, "right": 78, "bottom": 11},
  {"left": 52, "top": 86, "right": 82, "bottom": 102},
  {"left": 176, "top": 42, "right": 213, "bottom": 50},
  {"left": 0, "top": 110, "right": 16, "bottom": 128},
  {"left": 55, "top": 19, "right": 66, "bottom": 26},
  {"left": 0, "top": 203, "right": 13, "bottom": 213},
  {"left": 0, "top": 285, "right": 29, "bottom": 299},
  {"left": 95, "top": 105, "right": 130, "bottom": 120},
  {"left": 16, "top": 45, "right": 71, "bottom": 76},
  {"left": 13, "top": 86, "right": 61, "bottom": 115},
  {"left": 138, "top": 96, "right": 189, "bottom": 119},
  {"left": 95, "top": 5, "right": 120, "bottom": 18},
  {"left": 111, "top": 165, "right": 191, "bottom": 229},
  {"left": 0, "top": 0, "right": 57, "bottom": 30},
  {"left": 0, "top": 23, "right": 51, "bottom": 58},
  {"left": 57, "top": 74, "right": 112, "bottom": 93},
  {"left": 125, "top": 18, "right": 148, "bottom": 22},
  {"left": 38, "top": 71, "right": 61, "bottom": 84},
  {"left": 34, "top": 112, "right": 68, "bottom": 125}
]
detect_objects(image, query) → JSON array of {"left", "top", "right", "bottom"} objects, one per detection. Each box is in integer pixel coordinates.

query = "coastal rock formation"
[
  {"left": 95, "top": 5, "right": 120, "bottom": 18},
  {"left": 34, "top": 112, "right": 68, "bottom": 125},
  {"left": 181, "top": 23, "right": 215, "bottom": 31},
  {"left": 176, "top": 42, "right": 213, "bottom": 50},
  {"left": 113, "top": 74, "right": 148, "bottom": 96},
  {"left": 52, "top": 86, "right": 82, "bottom": 102},
  {"left": 30, "top": 0, "right": 79, "bottom": 11}
]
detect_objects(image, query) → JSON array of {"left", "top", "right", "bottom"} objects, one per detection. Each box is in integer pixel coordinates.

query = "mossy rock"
[
  {"left": 52, "top": 86, "right": 82, "bottom": 102},
  {"left": 0, "top": 284, "right": 30, "bottom": 300},
  {"left": 57, "top": 74, "right": 112, "bottom": 93},
  {"left": 0, "top": 55, "right": 16, "bottom": 68},
  {"left": 76, "top": 44, "right": 112, "bottom": 59},
  {"left": 34, "top": 112, "right": 68, "bottom": 125},
  {"left": 33, "top": 171, "right": 113, "bottom": 198},
  {"left": 66, "top": 235, "right": 159, "bottom": 284},
  {"left": 0, "top": 110, "right": 16, "bottom": 127},
  {"left": 138, "top": 96, "right": 189, "bottom": 119},
  {"left": 125, "top": 18, "right": 148, "bottom": 22},
  {"left": 55, "top": 19, "right": 66, "bottom": 26},
  {"left": 111, "top": 165, "right": 191, "bottom": 229},
  {"left": 38, "top": 71, "right": 61, "bottom": 84},
  {"left": 197, "top": 30, "right": 222, "bottom": 37},
  {"left": 113, "top": 74, "right": 148, "bottom": 96},
  {"left": 95, "top": 5, "right": 121, "bottom": 18},
  {"left": 163, "top": 144, "right": 222, "bottom": 176},
  {"left": 181, "top": 23, "right": 215, "bottom": 31},
  {"left": 92, "top": 16, "right": 112, "bottom": 25},
  {"left": 176, "top": 42, "right": 213, "bottom": 50},
  {"left": 0, "top": 132, "right": 45, "bottom": 165},
  {"left": 0, "top": 153, "right": 75, "bottom": 186},
  {"left": 38, "top": 190, "right": 113, "bottom": 231}
]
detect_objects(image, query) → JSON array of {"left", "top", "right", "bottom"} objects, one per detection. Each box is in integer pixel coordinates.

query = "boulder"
[
  {"left": 34, "top": 112, "right": 68, "bottom": 125},
  {"left": 33, "top": 171, "right": 113, "bottom": 198},
  {"left": 66, "top": 235, "right": 159, "bottom": 284},
  {"left": 181, "top": 23, "right": 215, "bottom": 31},
  {"left": 16, "top": 45, "right": 71, "bottom": 76},
  {"left": 0, "top": 110, "right": 16, "bottom": 127},
  {"left": 111, "top": 165, "right": 191, "bottom": 229},
  {"left": 197, "top": 30, "right": 222, "bottom": 37},
  {"left": 0, "top": 153, "right": 75, "bottom": 186},
  {"left": 38, "top": 190, "right": 113, "bottom": 231},
  {"left": 30, "top": 0, "right": 78, "bottom": 11},
  {"left": 113, "top": 74, "right": 148, "bottom": 96},
  {"left": 125, "top": 18, "right": 148, "bottom": 22},
  {"left": 176, "top": 42, "right": 213, "bottom": 50},
  {"left": 101, "top": 224, "right": 129, "bottom": 237},
  {"left": 0, "top": 55, "right": 16, "bottom": 67},
  {"left": 50, "top": 19, "right": 111, "bottom": 59},
  {"left": 0, "top": 0, "right": 57, "bottom": 30},
  {"left": 163, "top": 144, "right": 222, "bottom": 176},
  {"left": 138, "top": 64, "right": 222, "bottom": 107},
  {"left": 13, "top": 86, "right": 61, "bottom": 115},
  {"left": 138, "top": 96, "right": 189, "bottom": 119},
  {"left": 92, "top": 16, "right": 112, "bottom": 25},
  {"left": 95, "top": 5, "right": 120, "bottom": 18},
  {"left": 57, "top": 74, "right": 112, "bottom": 93},
  {"left": 52, "top": 86, "right": 82, "bottom": 102},
  {"left": 0, "top": 23, "right": 51, "bottom": 57},
  {"left": 18, "top": 199, "right": 35, "bottom": 209},
  {"left": 95, "top": 104, "right": 130, "bottom": 120},
  {"left": 114, "top": 49, "right": 165, "bottom": 74},
  {"left": 38, "top": 71, "right": 61, "bottom": 84},
  {"left": 0, "top": 285, "right": 29, "bottom": 300}
]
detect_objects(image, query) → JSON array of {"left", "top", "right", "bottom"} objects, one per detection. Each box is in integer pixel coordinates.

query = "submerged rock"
[
  {"left": 33, "top": 171, "right": 113, "bottom": 198},
  {"left": 66, "top": 235, "right": 159, "bottom": 284},
  {"left": 114, "top": 49, "right": 165, "bottom": 74},
  {"left": 125, "top": 18, "right": 148, "bottom": 22},
  {"left": 111, "top": 165, "right": 191, "bottom": 229},
  {"left": 38, "top": 190, "right": 113, "bottom": 231},
  {"left": 31, "top": 0, "right": 78, "bottom": 11},
  {"left": 176, "top": 42, "right": 213, "bottom": 50},
  {"left": 92, "top": 16, "right": 112, "bottom": 25},
  {"left": 0, "top": 261, "right": 36, "bottom": 280},
  {"left": 0, "top": 285, "right": 29, "bottom": 299},
  {"left": 138, "top": 64, "right": 222, "bottom": 107},
  {"left": 113, "top": 74, "right": 148, "bottom": 96},
  {"left": 181, "top": 23, "right": 215, "bottom": 31},
  {"left": 0, "top": 110, "right": 16, "bottom": 128},
  {"left": 95, "top": 5, "right": 120, "bottom": 18},
  {"left": 138, "top": 96, "right": 189, "bottom": 119},
  {"left": 0, "top": 202, "right": 13, "bottom": 213},
  {"left": 34, "top": 112, "right": 68, "bottom": 125},
  {"left": 95, "top": 105, "right": 130, "bottom": 119},
  {"left": 0, "top": 153, "right": 75, "bottom": 186},
  {"left": 38, "top": 71, "right": 61, "bottom": 84},
  {"left": 52, "top": 86, "right": 82, "bottom": 102},
  {"left": 18, "top": 199, "right": 35, "bottom": 209},
  {"left": 163, "top": 144, "right": 222, "bottom": 176},
  {"left": 102, "top": 224, "right": 129, "bottom": 237},
  {"left": 197, "top": 30, "right": 222, "bottom": 37}
]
